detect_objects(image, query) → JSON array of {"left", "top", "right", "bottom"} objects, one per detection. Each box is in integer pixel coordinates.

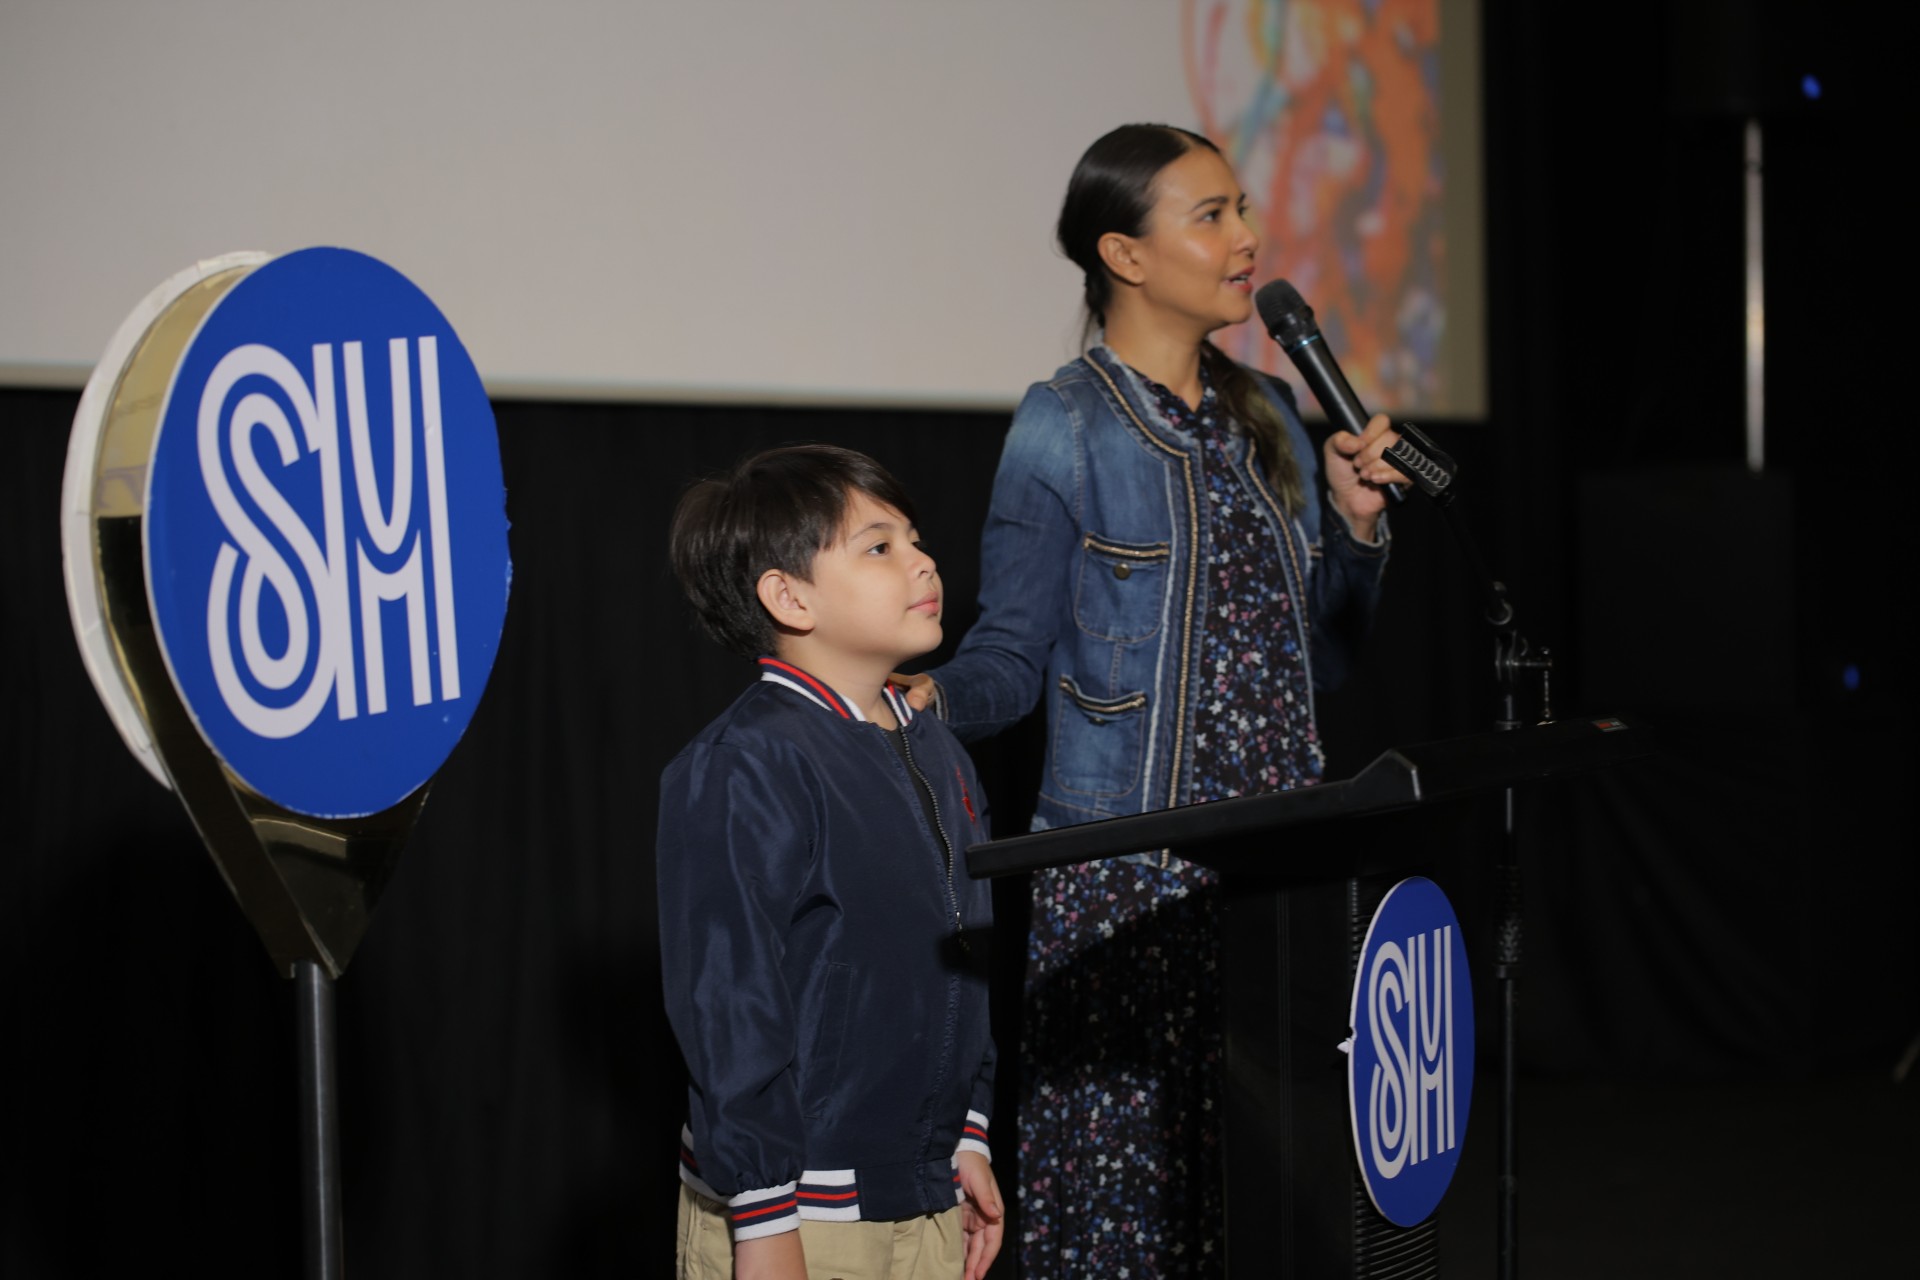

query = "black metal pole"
[
  {"left": 1495, "top": 777, "right": 1522, "bottom": 1280},
  {"left": 1492, "top": 632, "right": 1549, "bottom": 1280},
  {"left": 1379, "top": 430, "right": 1551, "bottom": 1279},
  {"left": 295, "top": 959, "right": 345, "bottom": 1280}
]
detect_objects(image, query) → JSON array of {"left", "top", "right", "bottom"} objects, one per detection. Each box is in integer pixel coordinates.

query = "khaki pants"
[{"left": 676, "top": 1183, "right": 965, "bottom": 1280}]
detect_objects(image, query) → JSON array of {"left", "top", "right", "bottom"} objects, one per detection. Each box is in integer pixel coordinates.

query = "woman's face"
[{"left": 1119, "top": 146, "right": 1260, "bottom": 335}]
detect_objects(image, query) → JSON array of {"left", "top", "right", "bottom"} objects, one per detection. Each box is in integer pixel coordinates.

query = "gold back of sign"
[{"left": 73, "top": 260, "right": 426, "bottom": 979}]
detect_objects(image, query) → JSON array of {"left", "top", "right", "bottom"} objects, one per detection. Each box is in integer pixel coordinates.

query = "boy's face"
[{"left": 795, "top": 490, "right": 942, "bottom": 666}]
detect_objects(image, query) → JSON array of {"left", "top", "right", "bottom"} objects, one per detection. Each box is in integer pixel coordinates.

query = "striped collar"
[{"left": 757, "top": 657, "right": 914, "bottom": 725}]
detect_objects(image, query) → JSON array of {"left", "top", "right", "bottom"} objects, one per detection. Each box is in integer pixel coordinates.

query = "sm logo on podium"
[
  {"left": 144, "top": 249, "right": 509, "bottom": 818},
  {"left": 1347, "top": 876, "right": 1476, "bottom": 1228}
]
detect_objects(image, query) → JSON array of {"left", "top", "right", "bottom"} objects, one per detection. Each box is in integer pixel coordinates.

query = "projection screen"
[{"left": 0, "top": 0, "right": 1482, "bottom": 415}]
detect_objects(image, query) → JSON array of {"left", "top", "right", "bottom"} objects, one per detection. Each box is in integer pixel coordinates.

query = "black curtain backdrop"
[{"left": 5, "top": 5, "right": 1914, "bottom": 1276}]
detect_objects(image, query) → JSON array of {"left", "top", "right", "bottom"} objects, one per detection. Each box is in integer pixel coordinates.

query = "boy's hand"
[
  {"left": 888, "top": 670, "right": 938, "bottom": 713},
  {"left": 733, "top": 1230, "right": 808, "bottom": 1280},
  {"left": 954, "top": 1151, "right": 1003, "bottom": 1280}
]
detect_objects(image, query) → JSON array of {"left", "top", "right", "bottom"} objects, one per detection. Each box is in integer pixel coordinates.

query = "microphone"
[{"left": 1254, "top": 279, "right": 1457, "bottom": 504}]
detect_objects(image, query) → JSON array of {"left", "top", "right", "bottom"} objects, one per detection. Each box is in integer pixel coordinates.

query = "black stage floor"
[{"left": 1434, "top": 1066, "right": 1919, "bottom": 1278}]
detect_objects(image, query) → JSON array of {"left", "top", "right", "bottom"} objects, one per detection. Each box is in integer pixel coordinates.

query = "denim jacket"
[{"left": 930, "top": 346, "right": 1388, "bottom": 832}]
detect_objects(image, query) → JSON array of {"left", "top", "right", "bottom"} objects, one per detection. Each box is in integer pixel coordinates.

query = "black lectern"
[{"left": 967, "top": 715, "right": 1650, "bottom": 1278}]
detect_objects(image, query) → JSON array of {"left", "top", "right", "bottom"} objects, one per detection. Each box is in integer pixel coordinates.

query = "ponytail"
[{"left": 1200, "top": 341, "right": 1307, "bottom": 517}]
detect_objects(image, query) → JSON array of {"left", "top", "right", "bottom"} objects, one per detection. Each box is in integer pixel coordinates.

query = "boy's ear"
[{"left": 756, "top": 568, "right": 815, "bottom": 635}]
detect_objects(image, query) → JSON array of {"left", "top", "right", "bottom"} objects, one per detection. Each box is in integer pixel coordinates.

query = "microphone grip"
[
  {"left": 1285, "top": 333, "right": 1407, "bottom": 503},
  {"left": 1285, "top": 335, "right": 1372, "bottom": 437}
]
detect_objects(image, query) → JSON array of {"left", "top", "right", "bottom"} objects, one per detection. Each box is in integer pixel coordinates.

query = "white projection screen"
[{"left": 0, "top": 0, "right": 1482, "bottom": 414}]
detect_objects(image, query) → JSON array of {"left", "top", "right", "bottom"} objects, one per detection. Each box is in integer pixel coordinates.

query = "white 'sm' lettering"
[
  {"left": 1368, "top": 940, "right": 1411, "bottom": 1179},
  {"left": 1367, "top": 926, "right": 1456, "bottom": 1180},
  {"left": 199, "top": 339, "right": 458, "bottom": 738}
]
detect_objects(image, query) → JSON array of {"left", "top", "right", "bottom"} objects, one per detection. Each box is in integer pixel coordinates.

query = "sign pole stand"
[{"left": 296, "top": 960, "right": 345, "bottom": 1280}]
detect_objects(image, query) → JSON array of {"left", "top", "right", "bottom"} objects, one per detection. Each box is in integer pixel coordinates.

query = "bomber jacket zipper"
[{"left": 896, "top": 725, "right": 966, "bottom": 949}]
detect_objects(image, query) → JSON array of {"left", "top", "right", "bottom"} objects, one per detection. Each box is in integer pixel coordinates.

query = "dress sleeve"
[
  {"left": 657, "top": 740, "right": 814, "bottom": 1240},
  {"left": 931, "top": 383, "right": 1082, "bottom": 741}
]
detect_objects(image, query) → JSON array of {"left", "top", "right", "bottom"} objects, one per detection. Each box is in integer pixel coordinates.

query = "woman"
[{"left": 902, "top": 124, "right": 1403, "bottom": 1276}]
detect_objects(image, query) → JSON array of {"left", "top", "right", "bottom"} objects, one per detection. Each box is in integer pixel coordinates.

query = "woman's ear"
[
  {"left": 1097, "top": 231, "right": 1146, "bottom": 286},
  {"left": 756, "top": 568, "right": 815, "bottom": 635}
]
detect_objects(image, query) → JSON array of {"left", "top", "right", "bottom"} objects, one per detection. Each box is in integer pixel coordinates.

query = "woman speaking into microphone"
[{"left": 898, "top": 123, "right": 1405, "bottom": 1275}]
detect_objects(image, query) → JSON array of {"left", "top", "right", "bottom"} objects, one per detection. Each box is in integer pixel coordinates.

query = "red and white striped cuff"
[
  {"left": 725, "top": 1182, "right": 800, "bottom": 1241},
  {"left": 955, "top": 1109, "right": 992, "bottom": 1163}
]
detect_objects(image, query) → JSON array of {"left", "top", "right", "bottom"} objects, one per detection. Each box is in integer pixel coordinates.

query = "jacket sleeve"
[
  {"left": 957, "top": 1038, "right": 997, "bottom": 1162},
  {"left": 929, "top": 383, "right": 1082, "bottom": 741},
  {"left": 657, "top": 740, "right": 814, "bottom": 1240},
  {"left": 1307, "top": 492, "right": 1390, "bottom": 692}
]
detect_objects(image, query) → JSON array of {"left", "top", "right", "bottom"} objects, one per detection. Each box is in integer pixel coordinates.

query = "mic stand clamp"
[{"left": 1495, "top": 631, "right": 1553, "bottom": 729}]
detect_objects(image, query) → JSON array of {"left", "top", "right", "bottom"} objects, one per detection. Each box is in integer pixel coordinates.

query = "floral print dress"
[{"left": 1019, "top": 370, "right": 1322, "bottom": 1278}]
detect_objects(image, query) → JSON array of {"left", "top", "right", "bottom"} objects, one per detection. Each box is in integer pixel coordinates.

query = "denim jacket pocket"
[
  {"left": 800, "top": 962, "right": 854, "bottom": 1120},
  {"left": 1050, "top": 674, "right": 1149, "bottom": 798},
  {"left": 1073, "top": 532, "right": 1170, "bottom": 643}
]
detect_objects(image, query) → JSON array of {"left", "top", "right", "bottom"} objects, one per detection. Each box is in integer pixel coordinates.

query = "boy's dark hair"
[{"left": 669, "top": 444, "right": 921, "bottom": 657}]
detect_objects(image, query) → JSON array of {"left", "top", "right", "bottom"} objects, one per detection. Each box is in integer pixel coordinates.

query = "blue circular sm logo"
[
  {"left": 1348, "top": 876, "right": 1475, "bottom": 1228},
  {"left": 145, "top": 248, "right": 510, "bottom": 819}
]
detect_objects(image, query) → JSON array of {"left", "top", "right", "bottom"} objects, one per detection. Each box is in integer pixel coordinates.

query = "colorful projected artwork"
[{"left": 1185, "top": 0, "right": 1449, "bottom": 413}]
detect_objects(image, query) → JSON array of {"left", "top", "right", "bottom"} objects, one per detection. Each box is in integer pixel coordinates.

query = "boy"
[{"left": 659, "top": 445, "right": 1002, "bottom": 1280}]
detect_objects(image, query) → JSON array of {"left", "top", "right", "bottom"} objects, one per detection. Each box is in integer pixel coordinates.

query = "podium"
[{"left": 967, "top": 715, "right": 1651, "bottom": 1278}]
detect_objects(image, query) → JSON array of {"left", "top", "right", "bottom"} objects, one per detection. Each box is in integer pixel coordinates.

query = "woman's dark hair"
[
  {"left": 669, "top": 444, "right": 921, "bottom": 657},
  {"left": 1058, "top": 123, "right": 1306, "bottom": 515}
]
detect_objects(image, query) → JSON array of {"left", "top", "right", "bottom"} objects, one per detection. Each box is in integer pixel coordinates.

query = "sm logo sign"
[
  {"left": 195, "top": 338, "right": 461, "bottom": 737},
  {"left": 1347, "top": 877, "right": 1476, "bottom": 1228},
  {"left": 146, "top": 249, "right": 509, "bottom": 820}
]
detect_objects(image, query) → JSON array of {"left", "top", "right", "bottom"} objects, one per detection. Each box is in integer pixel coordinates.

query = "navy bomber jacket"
[{"left": 657, "top": 657, "right": 996, "bottom": 1242}]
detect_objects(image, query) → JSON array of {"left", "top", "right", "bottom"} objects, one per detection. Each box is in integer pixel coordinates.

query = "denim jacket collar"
[
  {"left": 1082, "top": 344, "right": 1210, "bottom": 455},
  {"left": 1090, "top": 343, "right": 1251, "bottom": 458}
]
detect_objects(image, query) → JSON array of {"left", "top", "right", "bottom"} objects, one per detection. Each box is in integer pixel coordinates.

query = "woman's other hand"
[{"left": 1323, "top": 412, "right": 1402, "bottom": 543}]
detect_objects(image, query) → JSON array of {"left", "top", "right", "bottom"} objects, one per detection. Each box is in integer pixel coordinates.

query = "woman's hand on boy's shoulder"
[
  {"left": 955, "top": 1150, "right": 1003, "bottom": 1280},
  {"left": 889, "top": 670, "right": 939, "bottom": 713}
]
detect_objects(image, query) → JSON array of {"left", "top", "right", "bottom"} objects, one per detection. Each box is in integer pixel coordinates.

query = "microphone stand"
[
  {"left": 1260, "top": 271, "right": 1550, "bottom": 1272},
  {"left": 1389, "top": 439, "right": 1551, "bottom": 1280}
]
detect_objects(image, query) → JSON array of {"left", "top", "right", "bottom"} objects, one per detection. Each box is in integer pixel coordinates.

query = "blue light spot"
[
  {"left": 1802, "top": 74, "right": 1822, "bottom": 100},
  {"left": 1842, "top": 663, "right": 1860, "bottom": 692}
]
